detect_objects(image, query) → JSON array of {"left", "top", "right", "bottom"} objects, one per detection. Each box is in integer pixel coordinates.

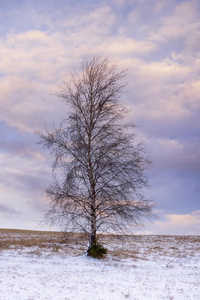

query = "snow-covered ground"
[{"left": 0, "top": 231, "right": 199, "bottom": 300}]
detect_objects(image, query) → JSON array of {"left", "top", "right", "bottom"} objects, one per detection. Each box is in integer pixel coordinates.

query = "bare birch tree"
[{"left": 37, "top": 56, "right": 154, "bottom": 253}]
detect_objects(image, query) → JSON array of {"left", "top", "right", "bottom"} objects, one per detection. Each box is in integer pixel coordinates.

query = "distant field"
[{"left": 1, "top": 228, "right": 200, "bottom": 260}]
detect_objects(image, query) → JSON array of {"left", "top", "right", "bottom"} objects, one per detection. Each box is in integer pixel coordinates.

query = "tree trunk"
[
  {"left": 87, "top": 117, "right": 97, "bottom": 250},
  {"left": 89, "top": 228, "right": 96, "bottom": 248},
  {"left": 88, "top": 203, "right": 97, "bottom": 250}
]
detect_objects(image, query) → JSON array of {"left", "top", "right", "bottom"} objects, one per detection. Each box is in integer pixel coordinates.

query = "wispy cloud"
[
  {"left": 0, "top": 203, "right": 19, "bottom": 215},
  {"left": 149, "top": 1, "right": 200, "bottom": 42},
  {"left": 153, "top": 211, "right": 200, "bottom": 235}
]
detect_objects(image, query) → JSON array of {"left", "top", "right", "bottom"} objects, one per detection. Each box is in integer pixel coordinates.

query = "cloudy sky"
[{"left": 0, "top": 0, "right": 199, "bottom": 235}]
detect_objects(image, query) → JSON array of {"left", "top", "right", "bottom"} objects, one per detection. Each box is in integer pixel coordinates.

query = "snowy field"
[{"left": 0, "top": 230, "right": 199, "bottom": 300}]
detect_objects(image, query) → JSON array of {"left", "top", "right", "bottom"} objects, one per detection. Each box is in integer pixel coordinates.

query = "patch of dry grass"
[{"left": 0, "top": 229, "right": 88, "bottom": 255}]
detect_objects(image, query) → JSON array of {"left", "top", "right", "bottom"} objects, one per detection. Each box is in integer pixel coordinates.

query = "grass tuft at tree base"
[{"left": 87, "top": 242, "right": 108, "bottom": 259}]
